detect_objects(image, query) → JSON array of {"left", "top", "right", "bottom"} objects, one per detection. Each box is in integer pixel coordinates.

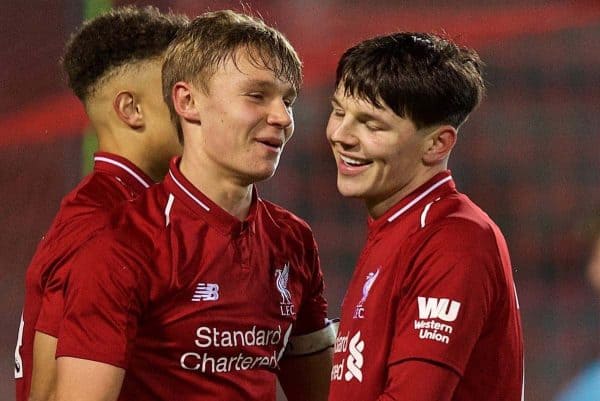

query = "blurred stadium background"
[{"left": 1, "top": 1, "right": 599, "bottom": 400}]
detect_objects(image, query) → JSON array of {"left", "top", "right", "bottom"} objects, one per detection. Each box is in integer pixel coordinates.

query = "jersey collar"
[
  {"left": 93, "top": 152, "right": 154, "bottom": 191},
  {"left": 163, "top": 157, "right": 258, "bottom": 235},
  {"left": 368, "top": 171, "right": 455, "bottom": 233}
]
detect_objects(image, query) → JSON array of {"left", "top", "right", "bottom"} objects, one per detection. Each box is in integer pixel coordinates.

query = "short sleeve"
[
  {"left": 35, "top": 268, "right": 66, "bottom": 337},
  {"left": 35, "top": 212, "right": 112, "bottom": 337},
  {"left": 56, "top": 233, "right": 148, "bottom": 369},
  {"left": 389, "top": 221, "right": 499, "bottom": 375}
]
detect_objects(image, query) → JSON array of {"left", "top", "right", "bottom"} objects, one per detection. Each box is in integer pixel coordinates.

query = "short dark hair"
[
  {"left": 62, "top": 5, "right": 188, "bottom": 101},
  {"left": 162, "top": 9, "right": 302, "bottom": 142},
  {"left": 336, "top": 32, "right": 485, "bottom": 129}
]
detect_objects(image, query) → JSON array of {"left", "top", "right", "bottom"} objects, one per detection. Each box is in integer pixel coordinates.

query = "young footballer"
[
  {"left": 15, "top": 6, "right": 187, "bottom": 401},
  {"left": 326, "top": 32, "right": 524, "bottom": 401},
  {"left": 54, "top": 10, "right": 334, "bottom": 401}
]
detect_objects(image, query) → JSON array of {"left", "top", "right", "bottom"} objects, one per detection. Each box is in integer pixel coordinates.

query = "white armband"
[{"left": 284, "top": 319, "right": 339, "bottom": 356}]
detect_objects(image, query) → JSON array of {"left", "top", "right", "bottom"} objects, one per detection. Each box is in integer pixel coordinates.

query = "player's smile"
[
  {"left": 326, "top": 86, "right": 430, "bottom": 217},
  {"left": 336, "top": 153, "right": 373, "bottom": 175},
  {"left": 186, "top": 47, "right": 296, "bottom": 184},
  {"left": 255, "top": 136, "right": 284, "bottom": 154}
]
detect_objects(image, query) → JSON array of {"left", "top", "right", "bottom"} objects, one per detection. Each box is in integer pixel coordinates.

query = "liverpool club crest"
[
  {"left": 275, "top": 262, "right": 295, "bottom": 316},
  {"left": 354, "top": 268, "right": 380, "bottom": 319}
]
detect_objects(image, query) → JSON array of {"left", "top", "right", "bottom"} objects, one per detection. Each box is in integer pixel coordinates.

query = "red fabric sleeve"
[
  {"left": 34, "top": 270, "right": 65, "bottom": 337},
  {"left": 376, "top": 360, "right": 460, "bottom": 401},
  {"left": 56, "top": 233, "right": 148, "bottom": 369},
  {"left": 389, "top": 221, "right": 499, "bottom": 374},
  {"left": 35, "top": 212, "right": 111, "bottom": 337}
]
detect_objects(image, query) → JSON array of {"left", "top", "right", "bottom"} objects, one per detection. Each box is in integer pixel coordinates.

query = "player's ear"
[
  {"left": 422, "top": 125, "right": 457, "bottom": 165},
  {"left": 114, "top": 91, "right": 144, "bottom": 129},
  {"left": 172, "top": 81, "right": 201, "bottom": 124}
]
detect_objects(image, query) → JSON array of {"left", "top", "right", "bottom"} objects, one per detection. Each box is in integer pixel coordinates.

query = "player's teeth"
[{"left": 340, "top": 155, "right": 366, "bottom": 166}]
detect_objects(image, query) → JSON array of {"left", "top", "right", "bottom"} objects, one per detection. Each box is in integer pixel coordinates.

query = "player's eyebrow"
[
  {"left": 242, "top": 78, "right": 297, "bottom": 99},
  {"left": 330, "top": 95, "right": 387, "bottom": 124},
  {"left": 330, "top": 96, "right": 342, "bottom": 107}
]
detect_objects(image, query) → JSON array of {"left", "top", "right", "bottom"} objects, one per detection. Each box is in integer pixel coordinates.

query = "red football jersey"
[
  {"left": 56, "top": 158, "right": 329, "bottom": 401},
  {"left": 329, "top": 172, "right": 523, "bottom": 401},
  {"left": 15, "top": 153, "right": 153, "bottom": 401}
]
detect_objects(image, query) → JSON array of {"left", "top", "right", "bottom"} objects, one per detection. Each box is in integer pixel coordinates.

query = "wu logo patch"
[
  {"left": 345, "top": 331, "right": 365, "bottom": 382},
  {"left": 275, "top": 262, "right": 295, "bottom": 316},
  {"left": 192, "top": 283, "right": 219, "bottom": 302},
  {"left": 417, "top": 297, "right": 461, "bottom": 322},
  {"left": 353, "top": 268, "right": 380, "bottom": 319}
]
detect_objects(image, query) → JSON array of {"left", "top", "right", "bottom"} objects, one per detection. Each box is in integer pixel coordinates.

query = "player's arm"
[
  {"left": 54, "top": 234, "right": 146, "bottom": 401},
  {"left": 278, "top": 321, "right": 337, "bottom": 401},
  {"left": 278, "top": 327, "right": 335, "bottom": 401},
  {"left": 55, "top": 357, "right": 124, "bottom": 401},
  {"left": 278, "top": 231, "right": 334, "bottom": 401},
  {"left": 30, "top": 253, "right": 71, "bottom": 401},
  {"left": 278, "top": 347, "right": 333, "bottom": 401},
  {"left": 384, "top": 222, "right": 498, "bottom": 400},
  {"left": 375, "top": 360, "right": 459, "bottom": 401},
  {"left": 28, "top": 332, "right": 57, "bottom": 401}
]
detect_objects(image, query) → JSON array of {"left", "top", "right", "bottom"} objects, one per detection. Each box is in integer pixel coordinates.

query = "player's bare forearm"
[
  {"left": 55, "top": 357, "right": 125, "bottom": 401},
  {"left": 278, "top": 347, "right": 333, "bottom": 401},
  {"left": 29, "top": 332, "right": 58, "bottom": 401},
  {"left": 376, "top": 360, "right": 460, "bottom": 401}
]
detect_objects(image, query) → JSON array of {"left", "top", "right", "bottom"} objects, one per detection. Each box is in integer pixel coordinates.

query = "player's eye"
[
  {"left": 365, "top": 122, "right": 383, "bottom": 131},
  {"left": 330, "top": 106, "right": 345, "bottom": 117},
  {"left": 247, "top": 92, "right": 265, "bottom": 101}
]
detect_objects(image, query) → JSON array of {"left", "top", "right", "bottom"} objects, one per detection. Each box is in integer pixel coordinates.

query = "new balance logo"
[
  {"left": 192, "top": 283, "right": 219, "bottom": 301},
  {"left": 417, "top": 297, "right": 461, "bottom": 322}
]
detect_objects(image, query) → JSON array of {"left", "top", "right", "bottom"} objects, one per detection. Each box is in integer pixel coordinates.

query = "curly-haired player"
[{"left": 15, "top": 6, "right": 187, "bottom": 401}]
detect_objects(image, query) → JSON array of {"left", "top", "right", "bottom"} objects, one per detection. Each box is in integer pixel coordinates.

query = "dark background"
[{"left": 1, "top": 1, "right": 599, "bottom": 400}]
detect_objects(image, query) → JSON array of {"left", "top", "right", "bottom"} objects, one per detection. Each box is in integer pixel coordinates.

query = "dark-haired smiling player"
[
  {"left": 326, "top": 32, "right": 523, "bottom": 401},
  {"left": 15, "top": 6, "right": 187, "bottom": 401}
]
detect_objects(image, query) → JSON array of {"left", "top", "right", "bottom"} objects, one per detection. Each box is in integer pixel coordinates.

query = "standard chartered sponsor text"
[{"left": 181, "top": 325, "right": 282, "bottom": 373}]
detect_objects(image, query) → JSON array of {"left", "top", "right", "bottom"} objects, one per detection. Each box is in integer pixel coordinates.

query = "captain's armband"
[{"left": 284, "top": 318, "right": 339, "bottom": 357}]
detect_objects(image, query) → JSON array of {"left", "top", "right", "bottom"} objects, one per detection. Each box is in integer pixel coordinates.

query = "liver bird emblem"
[
  {"left": 275, "top": 263, "right": 292, "bottom": 305},
  {"left": 358, "top": 268, "right": 380, "bottom": 306}
]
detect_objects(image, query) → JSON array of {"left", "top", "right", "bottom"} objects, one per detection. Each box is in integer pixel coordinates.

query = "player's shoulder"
[
  {"left": 416, "top": 192, "right": 504, "bottom": 250},
  {"left": 79, "top": 207, "right": 153, "bottom": 268},
  {"left": 103, "top": 184, "right": 170, "bottom": 252},
  {"left": 61, "top": 171, "right": 130, "bottom": 214},
  {"left": 40, "top": 173, "right": 123, "bottom": 242}
]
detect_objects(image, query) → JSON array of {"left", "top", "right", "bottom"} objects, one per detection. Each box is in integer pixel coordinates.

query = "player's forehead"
[
  {"left": 220, "top": 47, "right": 297, "bottom": 95},
  {"left": 331, "top": 85, "right": 388, "bottom": 114}
]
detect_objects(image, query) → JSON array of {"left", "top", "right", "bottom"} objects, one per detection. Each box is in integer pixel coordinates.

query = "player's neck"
[
  {"left": 179, "top": 155, "right": 253, "bottom": 221},
  {"left": 366, "top": 165, "right": 446, "bottom": 219},
  {"left": 96, "top": 132, "right": 162, "bottom": 182}
]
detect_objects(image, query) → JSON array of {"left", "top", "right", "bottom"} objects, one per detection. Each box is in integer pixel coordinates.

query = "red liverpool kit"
[
  {"left": 329, "top": 172, "right": 523, "bottom": 401},
  {"left": 15, "top": 153, "right": 153, "bottom": 401},
  {"left": 56, "top": 158, "right": 331, "bottom": 401}
]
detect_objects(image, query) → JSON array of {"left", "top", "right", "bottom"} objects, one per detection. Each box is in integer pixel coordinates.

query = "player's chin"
[
  {"left": 336, "top": 179, "right": 367, "bottom": 199},
  {"left": 249, "top": 165, "right": 279, "bottom": 183}
]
